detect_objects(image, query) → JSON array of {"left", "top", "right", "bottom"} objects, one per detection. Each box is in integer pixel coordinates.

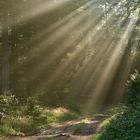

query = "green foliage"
[
  {"left": 0, "top": 123, "right": 16, "bottom": 137},
  {"left": 125, "top": 71, "right": 140, "bottom": 108},
  {"left": 104, "top": 105, "right": 124, "bottom": 116},
  {"left": 25, "top": 97, "right": 42, "bottom": 118},
  {"left": 0, "top": 92, "right": 18, "bottom": 115},
  {"left": 0, "top": 118, "right": 23, "bottom": 137},
  {"left": 0, "top": 111, "right": 78, "bottom": 138},
  {"left": 92, "top": 134, "right": 102, "bottom": 140},
  {"left": 0, "top": 93, "right": 79, "bottom": 138},
  {"left": 94, "top": 71, "right": 140, "bottom": 140},
  {"left": 95, "top": 109, "right": 140, "bottom": 140}
]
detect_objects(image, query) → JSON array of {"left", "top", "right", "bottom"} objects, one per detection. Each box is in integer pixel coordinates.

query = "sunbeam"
[
  {"left": 28, "top": 1, "right": 126, "bottom": 96},
  {"left": 26, "top": 7, "right": 102, "bottom": 83},
  {"left": 77, "top": 14, "right": 131, "bottom": 97},
  {"left": 85, "top": 11, "right": 139, "bottom": 111},
  {"left": 11, "top": 0, "right": 100, "bottom": 72},
  {"left": 8, "top": 0, "right": 72, "bottom": 28},
  {"left": 1, "top": 0, "right": 140, "bottom": 138}
]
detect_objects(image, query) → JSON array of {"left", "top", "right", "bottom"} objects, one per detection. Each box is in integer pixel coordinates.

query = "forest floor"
[{"left": 5, "top": 115, "right": 106, "bottom": 140}]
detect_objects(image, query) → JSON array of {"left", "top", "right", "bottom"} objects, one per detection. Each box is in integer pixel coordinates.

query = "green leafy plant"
[
  {"left": 125, "top": 71, "right": 140, "bottom": 108},
  {"left": 94, "top": 71, "right": 140, "bottom": 140},
  {"left": 25, "top": 97, "right": 42, "bottom": 118},
  {"left": 0, "top": 92, "right": 19, "bottom": 115}
]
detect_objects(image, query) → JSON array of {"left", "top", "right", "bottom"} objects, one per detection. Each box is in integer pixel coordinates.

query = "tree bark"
[{"left": 1, "top": 10, "right": 9, "bottom": 93}]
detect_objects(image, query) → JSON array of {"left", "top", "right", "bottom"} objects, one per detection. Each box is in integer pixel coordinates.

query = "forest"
[{"left": 0, "top": 0, "right": 140, "bottom": 140}]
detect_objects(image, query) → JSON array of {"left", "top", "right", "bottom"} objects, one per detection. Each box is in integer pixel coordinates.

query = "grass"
[
  {"left": 57, "top": 112, "right": 78, "bottom": 122},
  {"left": 0, "top": 94, "right": 79, "bottom": 138},
  {"left": 0, "top": 108, "right": 79, "bottom": 138}
]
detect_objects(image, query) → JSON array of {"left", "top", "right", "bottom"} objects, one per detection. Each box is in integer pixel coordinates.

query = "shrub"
[
  {"left": 0, "top": 92, "right": 19, "bottom": 116},
  {"left": 94, "top": 71, "right": 140, "bottom": 140},
  {"left": 0, "top": 92, "right": 79, "bottom": 138},
  {"left": 25, "top": 97, "right": 42, "bottom": 118},
  {"left": 125, "top": 71, "right": 140, "bottom": 108},
  {"left": 95, "top": 109, "right": 140, "bottom": 140}
]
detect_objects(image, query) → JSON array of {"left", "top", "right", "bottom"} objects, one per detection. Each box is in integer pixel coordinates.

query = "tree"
[{"left": 0, "top": 1, "right": 9, "bottom": 93}]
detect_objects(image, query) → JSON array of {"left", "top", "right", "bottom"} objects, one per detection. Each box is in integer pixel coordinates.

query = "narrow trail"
[{"left": 5, "top": 115, "right": 107, "bottom": 140}]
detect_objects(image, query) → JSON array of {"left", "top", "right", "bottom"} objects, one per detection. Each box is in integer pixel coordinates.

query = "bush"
[
  {"left": 0, "top": 94, "right": 43, "bottom": 137},
  {"left": 0, "top": 92, "right": 79, "bottom": 138},
  {"left": 125, "top": 71, "right": 140, "bottom": 108},
  {"left": 0, "top": 92, "right": 19, "bottom": 115},
  {"left": 95, "top": 109, "right": 140, "bottom": 140},
  {"left": 25, "top": 97, "right": 41, "bottom": 117},
  {"left": 94, "top": 71, "right": 140, "bottom": 140}
]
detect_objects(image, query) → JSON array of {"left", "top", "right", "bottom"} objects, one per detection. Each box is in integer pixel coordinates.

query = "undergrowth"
[{"left": 0, "top": 93, "right": 78, "bottom": 138}]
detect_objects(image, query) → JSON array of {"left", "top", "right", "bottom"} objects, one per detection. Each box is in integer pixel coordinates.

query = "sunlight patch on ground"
[{"left": 45, "top": 107, "right": 70, "bottom": 114}]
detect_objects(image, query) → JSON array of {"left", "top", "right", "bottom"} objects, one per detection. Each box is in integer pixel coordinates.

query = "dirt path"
[
  {"left": 6, "top": 135, "right": 92, "bottom": 140},
  {"left": 5, "top": 115, "right": 106, "bottom": 140}
]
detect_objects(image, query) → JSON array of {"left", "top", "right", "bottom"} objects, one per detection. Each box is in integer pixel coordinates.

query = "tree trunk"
[{"left": 1, "top": 11, "right": 9, "bottom": 93}]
